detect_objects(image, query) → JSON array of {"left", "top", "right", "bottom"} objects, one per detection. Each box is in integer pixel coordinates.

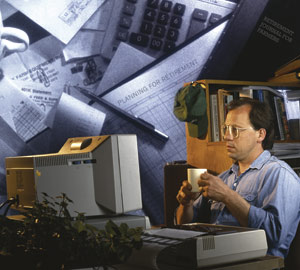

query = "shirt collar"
[{"left": 230, "top": 150, "right": 271, "bottom": 174}]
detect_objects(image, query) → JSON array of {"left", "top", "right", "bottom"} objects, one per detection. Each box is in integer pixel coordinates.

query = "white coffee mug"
[
  {"left": 0, "top": 11, "right": 29, "bottom": 60},
  {"left": 187, "top": 168, "right": 207, "bottom": 192}
]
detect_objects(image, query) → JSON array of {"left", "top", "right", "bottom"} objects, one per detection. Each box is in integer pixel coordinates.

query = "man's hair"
[{"left": 227, "top": 98, "right": 275, "bottom": 150}]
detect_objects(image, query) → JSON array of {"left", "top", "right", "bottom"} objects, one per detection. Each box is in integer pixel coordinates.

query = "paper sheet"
[
  {"left": 0, "top": 116, "right": 34, "bottom": 199},
  {"left": 62, "top": 0, "right": 115, "bottom": 61},
  {"left": 0, "top": 35, "right": 106, "bottom": 95},
  {"left": 62, "top": 29, "right": 105, "bottom": 62},
  {"left": 82, "top": 0, "right": 113, "bottom": 31},
  {"left": 13, "top": 80, "right": 61, "bottom": 115},
  {"left": 6, "top": 0, "right": 106, "bottom": 44},
  {"left": 0, "top": 76, "right": 47, "bottom": 142},
  {"left": 0, "top": 0, "right": 17, "bottom": 20},
  {"left": 0, "top": 116, "right": 34, "bottom": 168},
  {"left": 48, "top": 92, "right": 106, "bottom": 152},
  {"left": 96, "top": 42, "right": 155, "bottom": 95}
]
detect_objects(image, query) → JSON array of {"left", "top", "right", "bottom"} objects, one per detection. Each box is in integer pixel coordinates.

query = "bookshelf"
[{"left": 186, "top": 80, "right": 300, "bottom": 174}]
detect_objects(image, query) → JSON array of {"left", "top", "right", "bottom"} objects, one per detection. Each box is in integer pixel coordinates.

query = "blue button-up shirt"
[{"left": 193, "top": 150, "right": 300, "bottom": 258}]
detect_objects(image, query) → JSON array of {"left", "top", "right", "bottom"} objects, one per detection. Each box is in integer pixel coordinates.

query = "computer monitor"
[{"left": 5, "top": 135, "right": 143, "bottom": 217}]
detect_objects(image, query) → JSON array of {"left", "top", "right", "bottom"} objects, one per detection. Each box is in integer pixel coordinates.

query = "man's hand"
[
  {"left": 198, "top": 172, "right": 250, "bottom": 227},
  {"left": 176, "top": 180, "right": 200, "bottom": 206},
  {"left": 176, "top": 180, "right": 201, "bottom": 224},
  {"left": 198, "top": 172, "right": 231, "bottom": 203}
]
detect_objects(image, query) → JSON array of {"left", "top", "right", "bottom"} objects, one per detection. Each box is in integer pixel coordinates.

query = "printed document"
[
  {"left": 48, "top": 92, "right": 106, "bottom": 152},
  {"left": 62, "top": 29, "right": 105, "bottom": 62},
  {"left": 6, "top": 0, "right": 106, "bottom": 44},
  {"left": 96, "top": 42, "right": 155, "bottom": 94},
  {"left": 0, "top": 35, "right": 106, "bottom": 104},
  {"left": 0, "top": 76, "right": 47, "bottom": 142},
  {"left": 0, "top": 117, "right": 34, "bottom": 169},
  {"left": 0, "top": 117, "right": 34, "bottom": 201}
]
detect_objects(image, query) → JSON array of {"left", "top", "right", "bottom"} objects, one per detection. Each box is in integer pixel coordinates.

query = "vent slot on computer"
[
  {"left": 34, "top": 153, "right": 91, "bottom": 167},
  {"left": 202, "top": 236, "right": 215, "bottom": 250}
]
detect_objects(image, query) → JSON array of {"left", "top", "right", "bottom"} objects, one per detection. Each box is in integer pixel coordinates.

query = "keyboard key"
[
  {"left": 123, "top": 2, "right": 136, "bottom": 16},
  {"left": 119, "top": 16, "right": 132, "bottom": 29},
  {"left": 209, "top": 13, "right": 222, "bottom": 24},
  {"left": 154, "top": 25, "right": 166, "bottom": 38},
  {"left": 129, "top": 33, "right": 149, "bottom": 47},
  {"left": 173, "top": 3, "right": 186, "bottom": 16},
  {"left": 150, "top": 38, "right": 163, "bottom": 50},
  {"left": 144, "top": 8, "right": 156, "bottom": 21},
  {"left": 116, "top": 29, "right": 128, "bottom": 41},
  {"left": 163, "top": 41, "right": 175, "bottom": 52},
  {"left": 160, "top": 0, "right": 172, "bottom": 12},
  {"left": 170, "top": 16, "right": 182, "bottom": 28},
  {"left": 167, "top": 28, "right": 178, "bottom": 41},
  {"left": 157, "top": 12, "right": 169, "bottom": 25},
  {"left": 193, "top": 9, "right": 208, "bottom": 21},
  {"left": 187, "top": 20, "right": 205, "bottom": 39},
  {"left": 140, "top": 21, "right": 153, "bottom": 34},
  {"left": 147, "top": 0, "right": 159, "bottom": 9}
]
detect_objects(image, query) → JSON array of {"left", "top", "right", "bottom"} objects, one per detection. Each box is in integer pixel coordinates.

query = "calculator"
[{"left": 100, "top": 0, "right": 237, "bottom": 60}]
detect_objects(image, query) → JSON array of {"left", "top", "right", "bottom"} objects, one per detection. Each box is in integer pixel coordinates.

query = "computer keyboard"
[
  {"left": 100, "top": 0, "right": 237, "bottom": 60},
  {"left": 126, "top": 225, "right": 267, "bottom": 269}
]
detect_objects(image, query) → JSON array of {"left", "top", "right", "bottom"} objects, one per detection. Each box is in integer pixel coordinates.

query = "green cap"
[{"left": 173, "top": 82, "right": 208, "bottom": 138}]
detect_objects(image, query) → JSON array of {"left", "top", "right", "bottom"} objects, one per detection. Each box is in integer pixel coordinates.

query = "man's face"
[{"left": 223, "top": 104, "right": 262, "bottom": 163}]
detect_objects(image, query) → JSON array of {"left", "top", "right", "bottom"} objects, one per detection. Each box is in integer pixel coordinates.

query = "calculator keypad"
[
  {"left": 101, "top": 0, "right": 237, "bottom": 60},
  {"left": 122, "top": 0, "right": 186, "bottom": 53}
]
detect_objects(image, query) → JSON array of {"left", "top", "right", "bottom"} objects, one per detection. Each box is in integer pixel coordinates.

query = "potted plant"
[{"left": 0, "top": 193, "right": 143, "bottom": 269}]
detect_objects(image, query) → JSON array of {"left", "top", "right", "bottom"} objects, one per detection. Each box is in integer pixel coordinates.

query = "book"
[
  {"left": 217, "top": 89, "right": 234, "bottom": 129},
  {"left": 268, "top": 71, "right": 300, "bottom": 84},
  {"left": 239, "top": 89, "right": 253, "bottom": 99},
  {"left": 199, "top": 0, "right": 300, "bottom": 81},
  {"left": 274, "top": 96, "right": 286, "bottom": 140},
  {"left": 253, "top": 90, "right": 264, "bottom": 102},
  {"left": 274, "top": 57, "right": 300, "bottom": 77},
  {"left": 210, "top": 94, "right": 220, "bottom": 142},
  {"left": 277, "top": 97, "right": 291, "bottom": 140},
  {"left": 289, "top": 119, "right": 300, "bottom": 140},
  {"left": 262, "top": 91, "right": 281, "bottom": 140}
]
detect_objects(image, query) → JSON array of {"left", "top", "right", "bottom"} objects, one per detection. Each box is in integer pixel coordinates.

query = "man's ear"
[{"left": 257, "top": 128, "right": 266, "bottom": 143}]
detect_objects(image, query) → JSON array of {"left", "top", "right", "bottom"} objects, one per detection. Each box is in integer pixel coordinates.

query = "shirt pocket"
[{"left": 239, "top": 192, "right": 258, "bottom": 205}]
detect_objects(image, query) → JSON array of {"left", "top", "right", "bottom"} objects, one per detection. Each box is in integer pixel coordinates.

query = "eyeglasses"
[{"left": 221, "top": 124, "right": 254, "bottom": 139}]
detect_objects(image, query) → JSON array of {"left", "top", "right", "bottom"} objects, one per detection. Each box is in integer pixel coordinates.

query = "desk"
[{"left": 116, "top": 255, "right": 284, "bottom": 270}]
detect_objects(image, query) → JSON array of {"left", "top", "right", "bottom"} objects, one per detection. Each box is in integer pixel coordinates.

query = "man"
[{"left": 176, "top": 98, "right": 300, "bottom": 258}]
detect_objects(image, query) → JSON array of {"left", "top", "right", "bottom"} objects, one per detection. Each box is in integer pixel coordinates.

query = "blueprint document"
[{"left": 94, "top": 21, "right": 229, "bottom": 224}]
